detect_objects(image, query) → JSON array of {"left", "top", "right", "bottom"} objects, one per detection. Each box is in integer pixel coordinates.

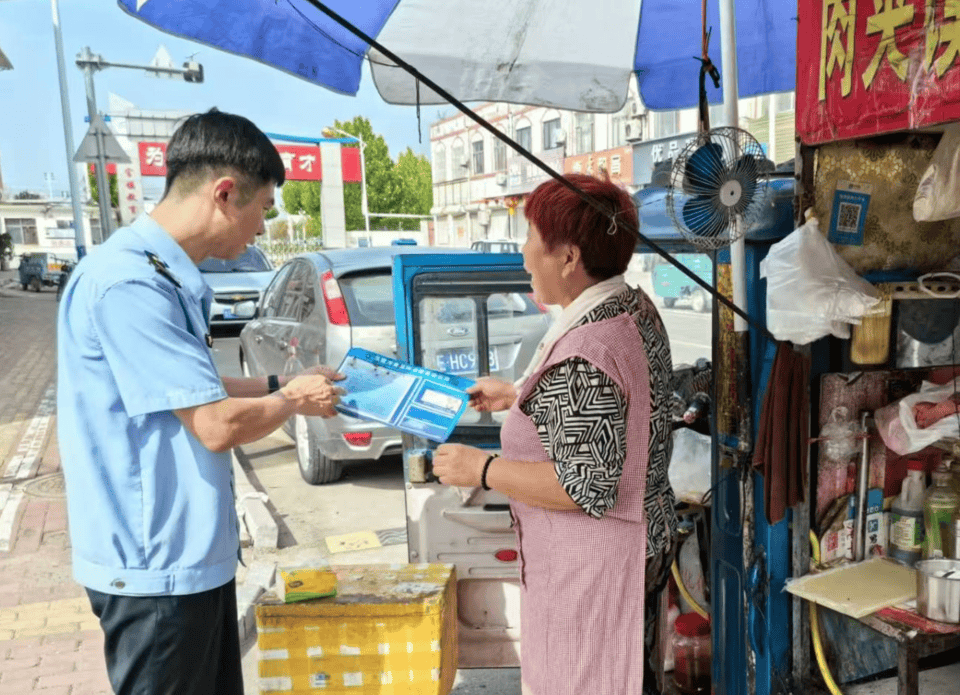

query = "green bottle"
[{"left": 923, "top": 464, "right": 960, "bottom": 559}]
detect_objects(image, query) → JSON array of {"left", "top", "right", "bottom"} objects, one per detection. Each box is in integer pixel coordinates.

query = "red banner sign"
[
  {"left": 136, "top": 142, "right": 362, "bottom": 182},
  {"left": 797, "top": 0, "right": 960, "bottom": 144}
]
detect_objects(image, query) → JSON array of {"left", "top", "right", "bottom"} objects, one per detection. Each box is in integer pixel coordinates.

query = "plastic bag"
[
  {"left": 759, "top": 216, "right": 880, "bottom": 345},
  {"left": 668, "top": 427, "right": 712, "bottom": 504},
  {"left": 819, "top": 406, "right": 860, "bottom": 462},
  {"left": 914, "top": 124, "right": 960, "bottom": 222},
  {"left": 874, "top": 376, "right": 960, "bottom": 455}
]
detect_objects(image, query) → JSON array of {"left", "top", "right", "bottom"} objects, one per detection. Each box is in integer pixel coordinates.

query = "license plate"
[
  {"left": 222, "top": 308, "right": 238, "bottom": 319},
  {"left": 436, "top": 347, "right": 499, "bottom": 375}
]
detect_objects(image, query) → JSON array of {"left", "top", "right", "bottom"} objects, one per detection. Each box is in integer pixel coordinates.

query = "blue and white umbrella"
[{"left": 118, "top": 0, "right": 795, "bottom": 113}]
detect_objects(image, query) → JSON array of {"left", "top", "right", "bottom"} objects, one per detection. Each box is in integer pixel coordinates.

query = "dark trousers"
[{"left": 86, "top": 579, "right": 243, "bottom": 695}]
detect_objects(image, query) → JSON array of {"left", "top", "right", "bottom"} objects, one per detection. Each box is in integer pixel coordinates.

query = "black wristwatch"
[{"left": 267, "top": 374, "right": 281, "bottom": 393}]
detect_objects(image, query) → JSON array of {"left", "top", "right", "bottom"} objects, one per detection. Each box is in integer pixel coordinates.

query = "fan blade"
[
  {"left": 682, "top": 195, "right": 723, "bottom": 236},
  {"left": 683, "top": 142, "right": 725, "bottom": 195}
]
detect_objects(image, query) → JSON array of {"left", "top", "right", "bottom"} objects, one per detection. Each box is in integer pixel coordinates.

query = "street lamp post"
[
  {"left": 51, "top": 0, "right": 87, "bottom": 258},
  {"left": 323, "top": 127, "right": 369, "bottom": 234}
]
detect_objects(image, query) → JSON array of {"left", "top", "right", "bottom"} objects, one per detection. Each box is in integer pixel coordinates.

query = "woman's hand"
[
  {"left": 297, "top": 364, "right": 346, "bottom": 382},
  {"left": 433, "top": 443, "right": 489, "bottom": 487},
  {"left": 467, "top": 377, "right": 517, "bottom": 412}
]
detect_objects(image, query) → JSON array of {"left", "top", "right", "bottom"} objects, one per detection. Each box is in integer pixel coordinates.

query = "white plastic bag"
[
  {"left": 874, "top": 376, "right": 960, "bottom": 455},
  {"left": 668, "top": 428, "right": 712, "bottom": 504},
  {"left": 914, "top": 124, "right": 960, "bottom": 222},
  {"left": 759, "top": 216, "right": 880, "bottom": 345}
]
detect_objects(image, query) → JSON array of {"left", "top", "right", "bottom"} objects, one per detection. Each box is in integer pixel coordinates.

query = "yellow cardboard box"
[
  {"left": 255, "top": 563, "right": 457, "bottom": 694},
  {"left": 278, "top": 566, "right": 338, "bottom": 603}
]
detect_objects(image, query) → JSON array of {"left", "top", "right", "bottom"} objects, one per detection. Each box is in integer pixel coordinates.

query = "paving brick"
[
  {"left": 4, "top": 637, "right": 43, "bottom": 659},
  {"left": 0, "top": 672, "right": 39, "bottom": 692},
  {"left": 36, "top": 669, "right": 86, "bottom": 689},
  {"left": 36, "top": 655, "right": 78, "bottom": 676}
]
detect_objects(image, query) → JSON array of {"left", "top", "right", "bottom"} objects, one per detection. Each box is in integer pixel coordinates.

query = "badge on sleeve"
[{"left": 144, "top": 251, "right": 182, "bottom": 288}]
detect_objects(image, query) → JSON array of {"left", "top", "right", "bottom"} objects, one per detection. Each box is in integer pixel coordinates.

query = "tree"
[
  {"left": 280, "top": 180, "right": 323, "bottom": 240},
  {"left": 264, "top": 207, "right": 279, "bottom": 220},
  {"left": 332, "top": 116, "right": 400, "bottom": 230},
  {"left": 14, "top": 190, "right": 41, "bottom": 200},
  {"left": 87, "top": 169, "right": 118, "bottom": 207},
  {"left": 394, "top": 148, "right": 433, "bottom": 231}
]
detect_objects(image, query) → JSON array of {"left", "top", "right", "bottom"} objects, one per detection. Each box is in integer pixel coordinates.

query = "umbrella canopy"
[{"left": 119, "top": 0, "right": 795, "bottom": 112}]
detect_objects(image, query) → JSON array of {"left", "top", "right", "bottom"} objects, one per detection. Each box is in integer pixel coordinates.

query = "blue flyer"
[
  {"left": 334, "top": 347, "right": 475, "bottom": 443},
  {"left": 828, "top": 180, "right": 873, "bottom": 246}
]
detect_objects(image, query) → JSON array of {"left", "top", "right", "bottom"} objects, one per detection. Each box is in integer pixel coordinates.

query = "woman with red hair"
[{"left": 433, "top": 173, "right": 678, "bottom": 695}]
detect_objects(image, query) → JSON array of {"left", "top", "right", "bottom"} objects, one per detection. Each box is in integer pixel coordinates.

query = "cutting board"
[{"left": 785, "top": 558, "right": 917, "bottom": 619}]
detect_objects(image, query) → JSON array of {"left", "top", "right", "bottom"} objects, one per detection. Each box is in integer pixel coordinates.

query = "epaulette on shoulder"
[{"left": 144, "top": 251, "right": 182, "bottom": 288}]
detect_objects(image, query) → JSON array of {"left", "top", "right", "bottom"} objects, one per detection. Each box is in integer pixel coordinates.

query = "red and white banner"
[
  {"left": 797, "top": 0, "right": 960, "bottom": 144},
  {"left": 136, "top": 141, "right": 362, "bottom": 182}
]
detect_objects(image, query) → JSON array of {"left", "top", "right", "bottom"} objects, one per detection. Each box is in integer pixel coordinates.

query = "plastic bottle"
[
  {"left": 889, "top": 460, "right": 927, "bottom": 567},
  {"left": 671, "top": 613, "right": 711, "bottom": 694},
  {"left": 923, "top": 464, "right": 960, "bottom": 559}
]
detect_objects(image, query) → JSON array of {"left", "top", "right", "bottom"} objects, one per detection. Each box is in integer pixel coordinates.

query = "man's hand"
[{"left": 280, "top": 375, "right": 345, "bottom": 418}]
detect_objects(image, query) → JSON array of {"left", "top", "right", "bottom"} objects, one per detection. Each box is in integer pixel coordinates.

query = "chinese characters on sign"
[
  {"left": 116, "top": 164, "right": 144, "bottom": 226},
  {"left": 800, "top": 0, "right": 960, "bottom": 144},
  {"left": 136, "top": 142, "right": 362, "bottom": 182}
]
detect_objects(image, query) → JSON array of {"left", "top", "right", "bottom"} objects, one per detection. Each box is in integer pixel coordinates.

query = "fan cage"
[{"left": 664, "top": 127, "right": 769, "bottom": 251}]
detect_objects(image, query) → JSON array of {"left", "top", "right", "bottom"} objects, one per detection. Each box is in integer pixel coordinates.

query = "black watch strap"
[
  {"left": 267, "top": 374, "right": 281, "bottom": 393},
  {"left": 481, "top": 454, "right": 498, "bottom": 491}
]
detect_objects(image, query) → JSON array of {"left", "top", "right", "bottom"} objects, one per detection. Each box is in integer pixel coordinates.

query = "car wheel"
[
  {"left": 691, "top": 289, "right": 709, "bottom": 313},
  {"left": 294, "top": 414, "right": 343, "bottom": 485},
  {"left": 29, "top": 277, "right": 41, "bottom": 292},
  {"left": 21, "top": 283, "right": 27, "bottom": 291},
  {"left": 662, "top": 297, "right": 676, "bottom": 308}
]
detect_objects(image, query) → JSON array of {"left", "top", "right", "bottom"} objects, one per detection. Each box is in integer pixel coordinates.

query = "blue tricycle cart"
[{"left": 18, "top": 253, "right": 71, "bottom": 293}]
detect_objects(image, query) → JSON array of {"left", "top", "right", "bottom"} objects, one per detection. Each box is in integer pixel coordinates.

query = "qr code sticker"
[{"left": 837, "top": 201, "right": 861, "bottom": 233}]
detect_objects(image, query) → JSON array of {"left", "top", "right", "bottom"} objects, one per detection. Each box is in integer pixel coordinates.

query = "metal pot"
[{"left": 916, "top": 559, "right": 960, "bottom": 624}]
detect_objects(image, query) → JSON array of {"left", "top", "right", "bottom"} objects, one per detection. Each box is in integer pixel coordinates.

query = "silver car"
[
  {"left": 199, "top": 245, "right": 275, "bottom": 328},
  {"left": 238, "top": 246, "right": 551, "bottom": 484}
]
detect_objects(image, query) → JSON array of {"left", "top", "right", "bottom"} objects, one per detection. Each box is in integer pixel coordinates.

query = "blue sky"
[{"left": 0, "top": 1, "right": 438, "bottom": 198}]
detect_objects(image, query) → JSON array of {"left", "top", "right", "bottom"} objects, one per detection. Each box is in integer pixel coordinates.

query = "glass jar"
[{"left": 671, "top": 613, "right": 711, "bottom": 694}]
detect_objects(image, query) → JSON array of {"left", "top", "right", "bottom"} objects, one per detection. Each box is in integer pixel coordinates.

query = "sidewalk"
[
  {"left": 0, "top": 278, "right": 274, "bottom": 694},
  {"left": 0, "top": 277, "right": 114, "bottom": 694}
]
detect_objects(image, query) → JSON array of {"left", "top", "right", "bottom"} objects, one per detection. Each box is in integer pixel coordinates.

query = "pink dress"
[{"left": 501, "top": 311, "right": 662, "bottom": 695}]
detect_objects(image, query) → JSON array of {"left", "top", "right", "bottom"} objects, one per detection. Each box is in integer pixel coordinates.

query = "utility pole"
[
  {"left": 74, "top": 47, "right": 204, "bottom": 241},
  {"left": 77, "top": 47, "right": 116, "bottom": 240},
  {"left": 51, "top": 0, "right": 87, "bottom": 258}
]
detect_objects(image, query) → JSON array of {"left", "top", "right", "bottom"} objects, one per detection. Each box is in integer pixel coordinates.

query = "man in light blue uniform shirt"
[{"left": 57, "top": 109, "right": 344, "bottom": 695}]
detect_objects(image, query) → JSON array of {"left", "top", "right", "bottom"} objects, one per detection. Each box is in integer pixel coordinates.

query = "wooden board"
[{"left": 786, "top": 558, "right": 916, "bottom": 619}]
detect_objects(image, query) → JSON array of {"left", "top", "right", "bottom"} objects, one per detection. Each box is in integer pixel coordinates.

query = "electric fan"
[{"left": 666, "top": 127, "right": 769, "bottom": 251}]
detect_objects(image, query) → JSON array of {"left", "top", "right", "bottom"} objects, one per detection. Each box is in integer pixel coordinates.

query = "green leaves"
[{"left": 278, "top": 116, "right": 434, "bottom": 241}]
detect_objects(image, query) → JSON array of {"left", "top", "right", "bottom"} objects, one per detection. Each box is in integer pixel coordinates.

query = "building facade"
[
  {"left": 1, "top": 199, "right": 101, "bottom": 262},
  {"left": 428, "top": 77, "right": 647, "bottom": 247}
]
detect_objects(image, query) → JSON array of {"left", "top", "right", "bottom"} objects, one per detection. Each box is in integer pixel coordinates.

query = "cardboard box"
[
  {"left": 278, "top": 565, "right": 338, "bottom": 603},
  {"left": 255, "top": 563, "right": 457, "bottom": 694}
]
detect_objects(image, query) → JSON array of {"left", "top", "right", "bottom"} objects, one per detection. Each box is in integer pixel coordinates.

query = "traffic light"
[{"left": 183, "top": 61, "right": 204, "bottom": 83}]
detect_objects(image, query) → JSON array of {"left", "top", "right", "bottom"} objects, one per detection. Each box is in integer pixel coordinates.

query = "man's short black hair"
[{"left": 164, "top": 108, "right": 285, "bottom": 198}]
